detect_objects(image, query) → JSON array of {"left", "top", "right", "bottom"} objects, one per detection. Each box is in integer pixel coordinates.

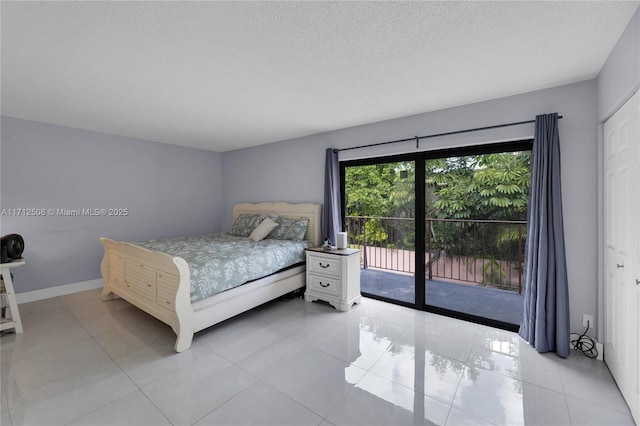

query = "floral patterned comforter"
[{"left": 134, "top": 233, "right": 309, "bottom": 303}]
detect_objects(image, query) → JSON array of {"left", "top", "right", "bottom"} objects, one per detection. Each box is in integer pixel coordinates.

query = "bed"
[{"left": 100, "top": 202, "right": 322, "bottom": 352}]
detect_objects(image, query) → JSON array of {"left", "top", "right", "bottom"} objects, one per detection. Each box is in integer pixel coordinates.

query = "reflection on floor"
[
  {"left": 361, "top": 268, "right": 524, "bottom": 325},
  {"left": 1, "top": 288, "right": 634, "bottom": 425}
]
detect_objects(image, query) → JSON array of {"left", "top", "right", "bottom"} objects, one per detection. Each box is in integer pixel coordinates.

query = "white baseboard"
[
  {"left": 16, "top": 279, "right": 103, "bottom": 304},
  {"left": 596, "top": 341, "right": 604, "bottom": 361}
]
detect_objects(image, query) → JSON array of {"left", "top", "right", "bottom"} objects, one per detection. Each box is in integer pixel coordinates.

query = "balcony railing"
[{"left": 345, "top": 216, "right": 526, "bottom": 294}]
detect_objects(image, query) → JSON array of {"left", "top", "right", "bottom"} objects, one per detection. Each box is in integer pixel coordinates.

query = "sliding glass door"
[{"left": 341, "top": 142, "right": 531, "bottom": 330}]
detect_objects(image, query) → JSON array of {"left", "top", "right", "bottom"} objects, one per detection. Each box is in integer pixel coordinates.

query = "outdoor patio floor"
[{"left": 360, "top": 268, "right": 524, "bottom": 326}]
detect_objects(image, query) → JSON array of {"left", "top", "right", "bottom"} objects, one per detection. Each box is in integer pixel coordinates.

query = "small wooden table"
[{"left": 0, "top": 259, "right": 24, "bottom": 333}]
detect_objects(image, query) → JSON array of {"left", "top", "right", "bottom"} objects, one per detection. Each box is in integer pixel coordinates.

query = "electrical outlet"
[{"left": 583, "top": 314, "right": 594, "bottom": 329}]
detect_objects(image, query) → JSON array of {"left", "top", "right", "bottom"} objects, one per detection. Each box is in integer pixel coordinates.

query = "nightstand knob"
[
  {"left": 319, "top": 282, "right": 330, "bottom": 288},
  {"left": 319, "top": 262, "right": 330, "bottom": 269}
]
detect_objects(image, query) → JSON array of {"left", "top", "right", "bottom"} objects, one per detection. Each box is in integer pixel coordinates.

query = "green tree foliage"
[
  {"left": 345, "top": 152, "right": 530, "bottom": 221},
  {"left": 345, "top": 163, "right": 416, "bottom": 218},
  {"left": 426, "top": 152, "right": 530, "bottom": 220},
  {"left": 345, "top": 162, "right": 415, "bottom": 248}
]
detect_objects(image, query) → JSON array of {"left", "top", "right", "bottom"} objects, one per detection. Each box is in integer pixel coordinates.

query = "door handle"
[
  {"left": 616, "top": 263, "right": 624, "bottom": 269},
  {"left": 636, "top": 279, "right": 640, "bottom": 286}
]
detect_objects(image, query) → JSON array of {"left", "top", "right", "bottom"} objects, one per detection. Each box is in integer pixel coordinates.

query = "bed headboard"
[{"left": 232, "top": 202, "right": 323, "bottom": 247}]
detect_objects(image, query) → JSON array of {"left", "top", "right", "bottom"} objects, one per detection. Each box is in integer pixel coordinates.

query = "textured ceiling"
[{"left": 1, "top": 1, "right": 638, "bottom": 152}]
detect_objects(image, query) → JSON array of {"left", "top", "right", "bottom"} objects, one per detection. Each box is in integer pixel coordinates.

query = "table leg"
[{"left": 1, "top": 267, "right": 23, "bottom": 333}]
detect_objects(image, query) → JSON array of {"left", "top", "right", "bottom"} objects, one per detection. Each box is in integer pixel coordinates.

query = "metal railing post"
[
  {"left": 362, "top": 217, "right": 368, "bottom": 269},
  {"left": 427, "top": 219, "right": 433, "bottom": 280}
]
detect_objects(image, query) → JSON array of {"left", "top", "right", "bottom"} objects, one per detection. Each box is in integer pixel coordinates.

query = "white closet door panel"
[
  {"left": 604, "top": 90, "right": 639, "bottom": 422},
  {"left": 635, "top": 94, "right": 640, "bottom": 414}
]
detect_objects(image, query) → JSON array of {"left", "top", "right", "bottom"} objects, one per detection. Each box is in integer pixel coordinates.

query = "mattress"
[{"left": 134, "top": 233, "right": 309, "bottom": 302}]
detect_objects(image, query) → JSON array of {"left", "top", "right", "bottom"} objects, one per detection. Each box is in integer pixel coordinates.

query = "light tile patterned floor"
[{"left": 0, "top": 288, "right": 635, "bottom": 425}]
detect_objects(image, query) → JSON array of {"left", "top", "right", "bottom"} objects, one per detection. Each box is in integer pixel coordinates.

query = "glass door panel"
[
  {"left": 424, "top": 151, "right": 529, "bottom": 328},
  {"left": 344, "top": 159, "right": 416, "bottom": 305}
]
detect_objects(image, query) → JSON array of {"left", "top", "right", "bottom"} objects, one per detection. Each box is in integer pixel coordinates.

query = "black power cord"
[{"left": 570, "top": 320, "right": 598, "bottom": 358}]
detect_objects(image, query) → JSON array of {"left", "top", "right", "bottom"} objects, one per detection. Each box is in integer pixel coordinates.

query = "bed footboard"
[{"left": 100, "top": 237, "right": 194, "bottom": 352}]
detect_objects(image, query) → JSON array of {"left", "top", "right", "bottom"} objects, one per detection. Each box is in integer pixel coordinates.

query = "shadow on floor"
[{"left": 360, "top": 268, "right": 523, "bottom": 325}]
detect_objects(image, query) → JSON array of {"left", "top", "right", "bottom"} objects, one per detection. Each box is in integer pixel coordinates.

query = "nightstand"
[{"left": 304, "top": 247, "right": 361, "bottom": 311}]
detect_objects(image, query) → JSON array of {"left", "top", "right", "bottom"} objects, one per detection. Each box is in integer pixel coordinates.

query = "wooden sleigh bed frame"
[{"left": 100, "top": 202, "right": 322, "bottom": 352}]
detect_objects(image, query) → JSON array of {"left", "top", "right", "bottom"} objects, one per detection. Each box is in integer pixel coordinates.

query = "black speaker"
[{"left": 1, "top": 234, "right": 24, "bottom": 263}]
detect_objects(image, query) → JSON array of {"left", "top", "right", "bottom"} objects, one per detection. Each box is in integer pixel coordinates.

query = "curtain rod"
[{"left": 335, "top": 115, "right": 563, "bottom": 152}]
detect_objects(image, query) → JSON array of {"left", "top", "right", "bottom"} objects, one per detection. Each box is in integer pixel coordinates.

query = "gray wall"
[
  {"left": 597, "top": 7, "right": 640, "bottom": 122},
  {"left": 1, "top": 117, "right": 222, "bottom": 293},
  {"left": 595, "top": 8, "right": 640, "bottom": 340},
  {"left": 222, "top": 80, "right": 598, "bottom": 336}
]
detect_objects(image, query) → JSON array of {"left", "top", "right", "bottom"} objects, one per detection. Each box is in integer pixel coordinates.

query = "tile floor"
[{"left": 0, "top": 288, "right": 635, "bottom": 426}]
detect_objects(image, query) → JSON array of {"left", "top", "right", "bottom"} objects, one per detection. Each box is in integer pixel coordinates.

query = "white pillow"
[{"left": 249, "top": 217, "right": 279, "bottom": 242}]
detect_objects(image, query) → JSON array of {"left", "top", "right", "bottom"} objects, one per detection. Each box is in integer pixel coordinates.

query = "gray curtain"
[
  {"left": 323, "top": 148, "right": 341, "bottom": 244},
  {"left": 519, "top": 113, "right": 570, "bottom": 358}
]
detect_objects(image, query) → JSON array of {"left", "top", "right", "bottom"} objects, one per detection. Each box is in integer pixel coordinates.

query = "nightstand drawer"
[
  {"left": 308, "top": 255, "right": 341, "bottom": 277},
  {"left": 308, "top": 274, "right": 341, "bottom": 297}
]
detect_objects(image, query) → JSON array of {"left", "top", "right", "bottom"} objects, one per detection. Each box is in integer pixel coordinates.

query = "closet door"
[{"left": 604, "top": 90, "right": 639, "bottom": 423}]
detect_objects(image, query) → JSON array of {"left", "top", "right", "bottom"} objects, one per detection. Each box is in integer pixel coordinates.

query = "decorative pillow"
[
  {"left": 265, "top": 212, "right": 280, "bottom": 222},
  {"left": 267, "top": 217, "right": 309, "bottom": 242},
  {"left": 249, "top": 217, "right": 279, "bottom": 242},
  {"left": 230, "top": 214, "right": 266, "bottom": 237}
]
